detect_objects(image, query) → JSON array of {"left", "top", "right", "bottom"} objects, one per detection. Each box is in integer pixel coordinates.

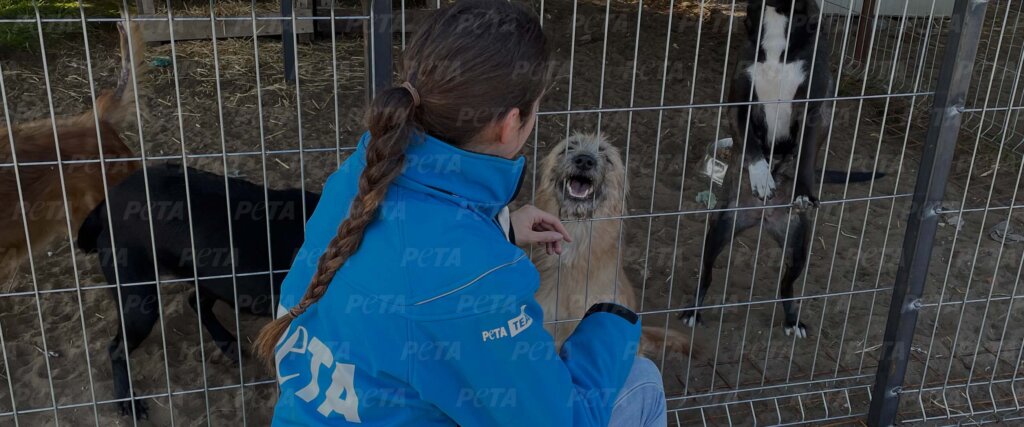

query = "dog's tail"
[
  {"left": 93, "top": 19, "right": 146, "bottom": 128},
  {"left": 76, "top": 205, "right": 106, "bottom": 254},
  {"left": 639, "top": 326, "right": 690, "bottom": 358},
  {"left": 819, "top": 169, "right": 886, "bottom": 184}
]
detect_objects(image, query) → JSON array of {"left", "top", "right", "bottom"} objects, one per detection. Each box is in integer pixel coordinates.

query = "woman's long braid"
[
  {"left": 255, "top": 89, "right": 415, "bottom": 366},
  {"left": 255, "top": 0, "right": 551, "bottom": 368}
]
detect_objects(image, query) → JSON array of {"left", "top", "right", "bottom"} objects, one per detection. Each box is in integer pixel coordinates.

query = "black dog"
[
  {"left": 680, "top": 0, "right": 880, "bottom": 338},
  {"left": 77, "top": 164, "right": 319, "bottom": 418}
]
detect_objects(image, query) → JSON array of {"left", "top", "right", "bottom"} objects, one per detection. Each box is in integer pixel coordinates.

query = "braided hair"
[{"left": 255, "top": 0, "right": 551, "bottom": 366}]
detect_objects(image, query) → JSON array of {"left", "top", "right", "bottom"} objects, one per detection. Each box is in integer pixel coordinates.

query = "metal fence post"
[
  {"left": 364, "top": 0, "right": 394, "bottom": 102},
  {"left": 283, "top": 0, "right": 297, "bottom": 82},
  {"left": 866, "top": 0, "right": 990, "bottom": 425}
]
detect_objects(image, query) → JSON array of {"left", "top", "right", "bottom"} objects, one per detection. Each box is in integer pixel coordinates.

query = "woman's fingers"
[
  {"left": 532, "top": 230, "right": 566, "bottom": 244},
  {"left": 510, "top": 205, "right": 571, "bottom": 254},
  {"left": 532, "top": 209, "right": 572, "bottom": 242},
  {"left": 524, "top": 228, "right": 564, "bottom": 255}
]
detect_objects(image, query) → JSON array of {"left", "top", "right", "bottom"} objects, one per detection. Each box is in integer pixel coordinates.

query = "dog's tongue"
[{"left": 569, "top": 179, "right": 591, "bottom": 197}]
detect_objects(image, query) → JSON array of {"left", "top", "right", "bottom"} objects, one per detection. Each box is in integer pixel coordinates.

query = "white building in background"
[{"left": 817, "top": 0, "right": 956, "bottom": 18}]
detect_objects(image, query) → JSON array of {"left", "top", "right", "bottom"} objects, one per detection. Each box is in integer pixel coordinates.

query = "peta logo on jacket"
[
  {"left": 276, "top": 326, "right": 361, "bottom": 422},
  {"left": 508, "top": 305, "right": 532, "bottom": 337},
  {"left": 482, "top": 305, "right": 533, "bottom": 342}
]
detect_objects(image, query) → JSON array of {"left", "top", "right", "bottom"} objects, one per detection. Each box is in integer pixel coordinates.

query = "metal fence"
[{"left": 0, "top": 0, "right": 1021, "bottom": 425}]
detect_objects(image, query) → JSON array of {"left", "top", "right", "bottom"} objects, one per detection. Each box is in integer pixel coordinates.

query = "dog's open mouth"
[{"left": 564, "top": 176, "right": 594, "bottom": 200}]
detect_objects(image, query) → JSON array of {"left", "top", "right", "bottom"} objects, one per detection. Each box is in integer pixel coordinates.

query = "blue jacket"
[{"left": 272, "top": 132, "right": 641, "bottom": 426}]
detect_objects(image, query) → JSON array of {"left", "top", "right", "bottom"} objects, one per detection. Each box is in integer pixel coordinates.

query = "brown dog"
[
  {"left": 535, "top": 132, "right": 689, "bottom": 357},
  {"left": 0, "top": 22, "right": 143, "bottom": 283}
]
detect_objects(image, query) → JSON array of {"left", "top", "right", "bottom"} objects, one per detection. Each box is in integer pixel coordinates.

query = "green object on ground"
[
  {"left": 151, "top": 56, "right": 172, "bottom": 68},
  {"left": 696, "top": 190, "right": 717, "bottom": 209}
]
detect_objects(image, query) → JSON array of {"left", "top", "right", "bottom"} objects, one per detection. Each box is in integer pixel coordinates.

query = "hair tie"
[
  {"left": 287, "top": 307, "right": 301, "bottom": 319},
  {"left": 401, "top": 81, "right": 421, "bottom": 107}
]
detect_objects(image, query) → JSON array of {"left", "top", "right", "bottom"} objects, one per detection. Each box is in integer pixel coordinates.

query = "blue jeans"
[{"left": 609, "top": 357, "right": 667, "bottom": 427}]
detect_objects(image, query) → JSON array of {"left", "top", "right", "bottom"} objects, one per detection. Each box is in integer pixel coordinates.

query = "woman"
[{"left": 257, "top": 1, "right": 667, "bottom": 425}]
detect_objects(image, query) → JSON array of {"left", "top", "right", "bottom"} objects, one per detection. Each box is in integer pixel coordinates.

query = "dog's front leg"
[
  {"left": 744, "top": 138, "right": 776, "bottom": 202},
  {"left": 792, "top": 145, "right": 817, "bottom": 210},
  {"left": 733, "top": 75, "right": 776, "bottom": 202},
  {"left": 188, "top": 288, "right": 240, "bottom": 363},
  {"left": 793, "top": 104, "right": 824, "bottom": 211}
]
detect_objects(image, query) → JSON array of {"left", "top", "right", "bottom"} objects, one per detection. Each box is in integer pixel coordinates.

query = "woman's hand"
[{"left": 510, "top": 205, "right": 572, "bottom": 255}]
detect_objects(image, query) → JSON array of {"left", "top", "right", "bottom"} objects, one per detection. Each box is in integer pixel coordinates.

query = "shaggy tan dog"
[
  {"left": 0, "top": 22, "right": 143, "bottom": 283},
  {"left": 535, "top": 132, "right": 689, "bottom": 357}
]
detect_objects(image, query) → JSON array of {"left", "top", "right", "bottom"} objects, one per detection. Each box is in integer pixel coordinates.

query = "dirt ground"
[{"left": 0, "top": 0, "right": 1022, "bottom": 425}]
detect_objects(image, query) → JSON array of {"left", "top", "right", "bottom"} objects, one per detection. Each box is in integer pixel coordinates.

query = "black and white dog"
[
  {"left": 77, "top": 164, "right": 319, "bottom": 418},
  {"left": 734, "top": 0, "right": 831, "bottom": 208},
  {"left": 680, "top": 0, "right": 877, "bottom": 338}
]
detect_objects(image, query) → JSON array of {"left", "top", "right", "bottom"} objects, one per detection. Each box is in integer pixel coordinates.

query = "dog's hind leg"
[
  {"left": 188, "top": 287, "right": 240, "bottom": 363},
  {"left": 772, "top": 215, "right": 812, "bottom": 338},
  {"left": 680, "top": 209, "right": 756, "bottom": 328},
  {"left": 679, "top": 221, "right": 727, "bottom": 327}
]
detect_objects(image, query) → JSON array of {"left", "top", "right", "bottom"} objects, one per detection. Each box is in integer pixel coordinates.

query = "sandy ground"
[{"left": 0, "top": 0, "right": 1022, "bottom": 425}]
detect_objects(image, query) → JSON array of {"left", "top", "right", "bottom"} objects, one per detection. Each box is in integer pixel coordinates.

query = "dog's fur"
[
  {"left": 535, "top": 132, "right": 689, "bottom": 357},
  {"left": 77, "top": 164, "right": 319, "bottom": 418},
  {"left": 1, "top": 23, "right": 143, "bottom": 284},
  {"left": 680, "top": 0, "right": 838, "bottom": 338}
]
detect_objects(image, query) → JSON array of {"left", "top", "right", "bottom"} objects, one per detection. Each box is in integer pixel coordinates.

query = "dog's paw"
[
  {"left": 119, "top": 399, "right": 149, "bottom": 420},
  {"left": 784, "top": 321, "right": 810, "bottom": 339},
  {"left": 748, "top": 160, "right": 776, "bottom": 201},
  {"left": 793, "top": 195, "right": 818, "bottom": 211},
  {"left": 679, "top": 310, "right": 702, "bottom": 328}
]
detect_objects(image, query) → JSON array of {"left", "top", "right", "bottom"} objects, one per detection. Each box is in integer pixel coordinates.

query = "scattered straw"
[{"left": 154, "top": 0, "right": 281, "bottom": 17}]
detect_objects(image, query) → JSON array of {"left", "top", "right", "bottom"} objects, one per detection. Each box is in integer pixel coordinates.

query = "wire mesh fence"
[{"left": 0, "top": 0, "right": 1020, "bottom": 425}]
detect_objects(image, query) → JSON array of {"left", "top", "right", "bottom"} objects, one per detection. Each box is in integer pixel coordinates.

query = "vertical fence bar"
[
  {"left": 364, "top": 0, "right": 393, "bottom": 100},
  {"left": 854, "top": 0, "right": 877, "bottom": 65},
  {"left": 866, "top": 0, "right": 990, "bottom": 425},
  {"left": 283, "top": 0, "right": 296, "bottom": 82}
]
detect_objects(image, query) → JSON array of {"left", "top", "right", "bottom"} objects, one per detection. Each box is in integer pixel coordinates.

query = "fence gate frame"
[{"left": 867, "top": 0, "right": 990, "bottom": 425}]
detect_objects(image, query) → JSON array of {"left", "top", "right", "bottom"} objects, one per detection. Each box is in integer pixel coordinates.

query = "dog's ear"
[
  {"left": 806, "top": 15, "right": 820, "bottom": 36},
  {"left": 796, "top": 0, "right": 821, "bottom": 36},
  {"left": 803, "top": 0, "right": 823, "bottom": 34}
]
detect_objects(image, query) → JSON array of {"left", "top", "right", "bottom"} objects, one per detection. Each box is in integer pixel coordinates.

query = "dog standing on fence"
[
  {"left": 0, "top": 22, "right": 143, "bottom": 284},
  {"left": 535, "top": 132, "right": 689, "bottom": 357},
  {"left": 679, "top": 0, "right": 881, "bottom": 337},
  {"left": 77, "top": 164, "right": 320, "bottom": 419}
]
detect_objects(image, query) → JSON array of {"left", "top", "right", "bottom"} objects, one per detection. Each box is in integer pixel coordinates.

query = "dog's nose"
[{"left": 573, "top": 154, "right": 596, "bottom": 171}]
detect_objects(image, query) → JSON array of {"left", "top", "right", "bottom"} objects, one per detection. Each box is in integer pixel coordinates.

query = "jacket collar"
[{"left": 353, "top": 131, "right": 525, "bottom": 217}]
